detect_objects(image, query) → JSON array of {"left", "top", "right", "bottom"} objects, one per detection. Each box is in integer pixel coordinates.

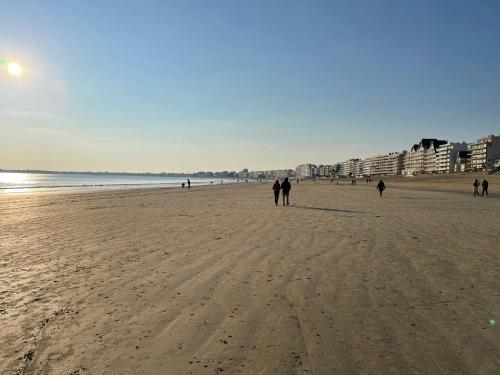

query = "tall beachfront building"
[
  {"left": 361, "top": 151, "right": 406, "bottom": 176},
  {"left": 295, "top": 163, "right": 319, "bottom": 178},
  {"left": 469, "top": 135, "right": 500, "bottom": 172},
  {"left": 238, "top": 169, "right": 249, "bottom": 179},
  {"left": 403, "top": 139, "right": 447, "bottom": 175},
  {"left": 454, "top": 150, "right": 472, "bottom": 172},
  {"left": 264, "top": 169, "right": 294, "bottom": 179},
  {"left": 318, "top": 165, "right": 336, "bottom": 177},
  {"left": 338, "top": 159, "right": 362, "bottom": 178},
  {"left": 248, "top": 171, "right": 265, "bottom": 179},
  {"left": 436, "top": 142, "right": 468, "bottom": 173}
]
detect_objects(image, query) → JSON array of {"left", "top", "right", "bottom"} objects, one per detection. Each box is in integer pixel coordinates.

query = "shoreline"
[
  {"left": 0, "top": 180, "right": 242, "bottom": 196},
  {"left": 2, "top": 172, "right": 498, "bottom": 197}
]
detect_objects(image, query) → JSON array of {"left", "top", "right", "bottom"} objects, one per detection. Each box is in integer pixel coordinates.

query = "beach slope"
[{"left": 1, "top": 181, "right": 500, "bottom": 374}]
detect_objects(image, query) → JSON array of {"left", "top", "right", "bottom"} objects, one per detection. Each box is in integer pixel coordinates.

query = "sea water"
[{"left": 0, "top": 172, "right": 236, "bottom": 194}]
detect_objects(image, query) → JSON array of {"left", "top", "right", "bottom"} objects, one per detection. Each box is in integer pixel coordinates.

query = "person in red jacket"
[{"left": 272, "top": 179, "right": 281, "bottom": 206}]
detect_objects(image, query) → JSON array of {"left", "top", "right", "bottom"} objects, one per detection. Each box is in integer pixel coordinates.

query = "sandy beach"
[{"left": 1, "top": 176, "right": 500, "bottom": 375}]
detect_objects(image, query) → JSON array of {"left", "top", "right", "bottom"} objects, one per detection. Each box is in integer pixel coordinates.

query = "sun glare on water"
[{"left": 0, "top": 172, "right": 30, "bottom": 185}]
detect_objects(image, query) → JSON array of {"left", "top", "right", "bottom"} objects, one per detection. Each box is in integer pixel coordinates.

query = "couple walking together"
[
  {"left": 473, "top": 178, "right": 489, "bottom": 197},
  {"left": 272, "top": 178, "right": 291, "bottom": 206}
]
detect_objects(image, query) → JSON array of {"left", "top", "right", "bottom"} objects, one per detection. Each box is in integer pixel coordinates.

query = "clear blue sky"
[{"left": 1, "top": 0, "right": 499, "bottom": 172}]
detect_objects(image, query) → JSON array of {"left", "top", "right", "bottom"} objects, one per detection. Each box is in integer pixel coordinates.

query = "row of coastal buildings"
[{"left": 238, "top": 134, "right": 500, "bottom": 179}]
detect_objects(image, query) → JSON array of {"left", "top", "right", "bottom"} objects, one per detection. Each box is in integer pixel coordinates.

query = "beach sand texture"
[{"left": 1, "top": 178, "right": 500, "bottom": 374}]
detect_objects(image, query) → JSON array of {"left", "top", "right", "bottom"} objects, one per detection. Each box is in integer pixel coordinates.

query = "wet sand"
[{"left": 1, "top": 177, "right": 500, "bottom": 374}]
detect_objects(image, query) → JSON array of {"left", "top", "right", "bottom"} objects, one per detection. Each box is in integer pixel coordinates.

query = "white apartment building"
[
  {"left": 454, "top": 150, "right": 471, "bottom": 172},
  {"left": 339, "top": 158, "right": 362, "bottom": 177},
  {"left": 248, "top": 171, "right": 265, "bottom": 179},
  {"left": 361, "top": 158, "right": 373, "bottom": 176},
  {"left": 436, "top": 142, "right": 468, "bottom": 173},
  {"left": 264, "top": 169, "right": 294, "bottom": 179},
  {"left": 494, "top": 158, "right": 500, "bottom": 172},
  {"left": 469, "top": 135, "right": 500, "bottom": 172},
  {"left": 361, "top": 152, "right": 406, "bottom": 176},
  {"left": 295, "top": 163, "right": 319, "bottom": 178},
  {"left": 403, "top": 139, "right": 447, "bottom": 175},
  {"left": 238, "top": 168, "right": 249, "bottom": 179},
  {"left": 319, "top": 164, "right": 335, "bottom": 177}
]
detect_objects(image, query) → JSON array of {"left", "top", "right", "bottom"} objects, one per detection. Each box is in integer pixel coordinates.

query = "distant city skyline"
[{"left": 1, "top": 1, "right": 500, "bottom": 173}]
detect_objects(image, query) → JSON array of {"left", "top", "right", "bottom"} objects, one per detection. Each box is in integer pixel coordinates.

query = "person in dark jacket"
[
  {"left": 481, "top": 178, "right": 489, "bottom": 197},
  {"left": 281, "top": 177, "right": 292, "bottom": 206},
  {"left": 377, "top": 180, "right": 386, "bottom": 197},
  {"left": 473, "top": 178, "right": 480, "bottom": 197},
  {"left": 272, "top": 180, "right": 281, "bottom": 206}
]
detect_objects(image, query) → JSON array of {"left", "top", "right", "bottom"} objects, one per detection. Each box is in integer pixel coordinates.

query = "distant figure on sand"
[
  {"left": 272, "top": 179, "right": 281, "bottom": 206},
  {"left": 473, "top": 178, "right": 480, "bottom": 197},
  {"left": 377, "top": 180, "right": 386, "bottom": 197},
  {"left": 182, "top": 182, "right": 185, "bottom": 189},
  {"left": 281, "top": 177, "right": 291, "bottom": 206},
  {"left": 187, "top": 179, "right": 191, "bottom": 189},
  {"left": 482, "top": 178, "right": 489, "bottom": 197}
]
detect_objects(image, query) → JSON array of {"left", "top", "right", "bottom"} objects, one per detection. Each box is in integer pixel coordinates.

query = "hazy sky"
[{"left": 1, "top": 1, "right": 499, "bottom": 172}]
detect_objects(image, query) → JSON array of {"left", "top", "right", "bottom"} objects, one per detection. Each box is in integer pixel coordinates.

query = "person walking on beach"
[
  {"left": 481, "top": 178, "right": 489, "bottom": 197},
  {"left": 272, "top": 179, "right": 281, "bottom": 206},
  {"left": 473, "top": 178, "right": 480, "bottom": 197},
  {"left": 281, "top": 177, "right": 291, "bottom": 206},
  {"left": 187, "top": 179, "right": 191, "bottom": 189},
  {"left": 377, "top": 179, "right": 386, "bottom": 197}
]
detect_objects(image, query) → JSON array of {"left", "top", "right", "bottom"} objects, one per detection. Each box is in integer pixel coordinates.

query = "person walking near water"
[
  {"left": 377, "top": 179, "right": 386, "bottom": 197},
  {"left": 272, "top": 179, "right": 281, "bottom": 206},
  {"left": 481, "top": 178, "right": 489, "bottom": 197},
  {"left": 187, "top": 179, "right": 191, "bottom": 189},
  {"left": 281, "top": 177, "right": 291, "bottom": 206},
  {"left": 473, "top": 178, "right": 480, "bottom": 197}
]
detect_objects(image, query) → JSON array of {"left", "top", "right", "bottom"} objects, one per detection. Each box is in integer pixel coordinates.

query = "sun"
[{"left": 6, "top": 62, "right": 23, "bottom": 76}]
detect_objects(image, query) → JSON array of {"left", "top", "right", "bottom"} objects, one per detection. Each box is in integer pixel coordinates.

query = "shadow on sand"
[{"left": 292, "top": 205, "right": 370, "bottom": 214}]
